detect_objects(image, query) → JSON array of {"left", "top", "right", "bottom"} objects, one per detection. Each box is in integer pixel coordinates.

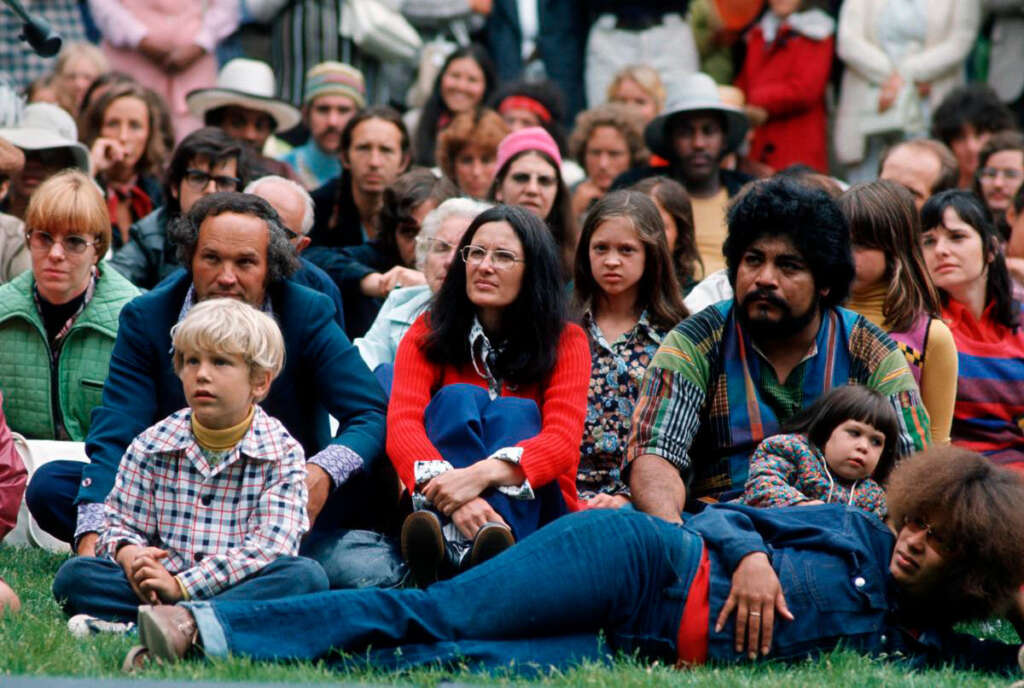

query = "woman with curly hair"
[
  {"left": 435, "top": 108, "right": 509, "bottom": 200},
  {"left": 568, "top": 103, "right": 648, "bottom": 221},
  {"left": 79, "top": 82, "right": 169, "bottom": 248}
]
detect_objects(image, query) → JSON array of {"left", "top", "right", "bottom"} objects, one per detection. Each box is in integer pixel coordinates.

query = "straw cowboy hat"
[
  {"left": 644, "top": 72, "right": 750, "bottom": 160},
  {"left": 186, "top": 59, "right": 302, "bottom": 132},
  {"left": 0, "top": 103, "right": 91, "bottom": 173}
]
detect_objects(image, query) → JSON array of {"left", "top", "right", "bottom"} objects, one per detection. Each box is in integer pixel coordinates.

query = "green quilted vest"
[{"left": 0, "top": 264, "right": 140, "bottom": 440}]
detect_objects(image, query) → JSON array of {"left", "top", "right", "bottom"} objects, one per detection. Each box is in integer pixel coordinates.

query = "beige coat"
[
  {"left": 834, "top": 0, "right": 980, "bottom": 165},
  {"left": 0, "top": 213, "right": 28, "bottom": 285}
]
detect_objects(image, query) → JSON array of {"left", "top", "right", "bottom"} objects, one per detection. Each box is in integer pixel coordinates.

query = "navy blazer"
[{"left": 79, "top": 270, "right": 387, "bottom": 506}]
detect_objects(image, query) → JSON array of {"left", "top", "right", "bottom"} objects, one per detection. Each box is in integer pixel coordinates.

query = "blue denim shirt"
[{"left": 687, "top": 503, "right": 1019, "bottom": 673}]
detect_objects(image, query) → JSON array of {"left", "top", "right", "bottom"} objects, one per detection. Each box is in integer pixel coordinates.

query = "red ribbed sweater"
[{"left": 387, "top": 314, "right": 591, "bottom": 512}]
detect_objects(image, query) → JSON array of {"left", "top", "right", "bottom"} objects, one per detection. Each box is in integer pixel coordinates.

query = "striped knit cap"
[{"left": 304, "top": 62, "right": 366, "bottom": 108}]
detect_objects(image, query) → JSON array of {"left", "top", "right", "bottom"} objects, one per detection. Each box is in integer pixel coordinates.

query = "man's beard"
[{"left": 736, "top": 288, "right": 819, "bottom": 340}]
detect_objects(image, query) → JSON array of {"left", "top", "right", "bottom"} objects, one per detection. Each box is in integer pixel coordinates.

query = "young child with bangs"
[
  {"left": 52, "top": 298, "right": 327, "bottom": 630},
  {"left": 743, "top": 385, "right": 901, "bottom": 519}
]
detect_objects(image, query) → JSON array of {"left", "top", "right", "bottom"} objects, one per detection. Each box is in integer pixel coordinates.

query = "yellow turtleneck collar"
[
  {"left": 846, "top": 283, "right": 888, "bottom": 330},
  {"left": 191, "top": 406, "right": 255, "bottom": 452}
]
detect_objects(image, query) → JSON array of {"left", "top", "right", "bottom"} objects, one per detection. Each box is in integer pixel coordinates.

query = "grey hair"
[
  {"left": 244, "top": 175, "right": 315, "bottom": 236},
  {"left": 415, "top": 197, "right": 492, "bottom": 270},
  {"left": 169, "top": 191, "right": 300, "bottom": 285}
]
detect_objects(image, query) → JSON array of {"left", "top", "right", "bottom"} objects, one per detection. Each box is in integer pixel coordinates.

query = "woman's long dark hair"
[
  {"left": 573, "top": 190, "right": 688, "bottom": 331},
  {"left": 413, "top": 45, "right": 497, "bottom": 167},
  {"left": 424, "top": 204, "right": 567, "bottom": 384},
  {"left": 921, "top": 189, "right": 1019, "bottom": 329}
]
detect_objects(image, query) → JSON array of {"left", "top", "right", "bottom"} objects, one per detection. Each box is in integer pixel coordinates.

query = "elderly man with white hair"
[
  {"left": 354, "top": 197, "right": 491, "bottom": 384},
  {"left": 245, "top": 175, "right": 345, "bottom": 328}
]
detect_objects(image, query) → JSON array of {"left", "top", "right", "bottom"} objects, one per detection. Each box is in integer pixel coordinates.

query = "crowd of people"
[{"left": 1, "top": 0, "right": 1024, "bottom": 679}]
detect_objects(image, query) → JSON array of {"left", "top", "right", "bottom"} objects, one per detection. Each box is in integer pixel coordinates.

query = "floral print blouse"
[{"left": 577, "top": 309, "right": 665, "bottom": 499}]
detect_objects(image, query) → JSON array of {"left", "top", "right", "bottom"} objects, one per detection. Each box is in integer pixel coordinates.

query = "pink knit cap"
[{"left": 495, "top": 126, "right": 562, "bottom": 174}]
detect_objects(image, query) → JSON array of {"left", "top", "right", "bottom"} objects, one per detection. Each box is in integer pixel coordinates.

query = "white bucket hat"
[
  {"left": 645, "top": 72, "right": 750, "bottom": 160},
  {"left": 0, "top": 103, "right": 92, "bottom": 173},
  {"left": 186, "top": 58, "right": 302, "bottom": 132}
]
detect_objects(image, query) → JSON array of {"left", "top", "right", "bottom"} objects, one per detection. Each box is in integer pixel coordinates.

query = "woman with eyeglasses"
[
  {"left": 107, "top": 127, "right": 249, "bottom": 290},
  {"left": 921, "top": 190, "right": 1024, "bottom": 475},
  {"left": 0, "top": 170, "right": 139, "bottom": 441},
  {"left": 388, "top": 204, "right": 590, "bottom": 587},
  {"left": 488, "top": 128, "right": 578, "bottom": 280},
  {"left": 319, "top": 169, "right": 459, "bottom": 339},
  {"left": 354, "top": 198, "right": 491, "bottom": 388}
]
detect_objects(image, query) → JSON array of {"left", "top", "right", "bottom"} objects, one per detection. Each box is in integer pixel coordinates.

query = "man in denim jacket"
[{"left": 129, "top": 446, "right": 1024, "bottom": 677}]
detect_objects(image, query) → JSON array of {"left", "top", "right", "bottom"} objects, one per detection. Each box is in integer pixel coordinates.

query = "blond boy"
[{"left": 53, "top": 299, "right": 327, "bottom": 626}]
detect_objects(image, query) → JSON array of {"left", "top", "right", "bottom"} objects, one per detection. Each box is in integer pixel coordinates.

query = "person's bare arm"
[{"left": 628, "top": 454, "right": 686, "bottom": 524}]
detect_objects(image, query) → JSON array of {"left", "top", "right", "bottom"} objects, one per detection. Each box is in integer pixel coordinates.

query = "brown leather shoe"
[
  {"left": 137, "top": 605, "right": 198, "bottom": 663},
  {"left": 401, "top": 510, "right": 446, "bottom": 587},
  {"left": 467, "top": 522, "right": 514, "bottom": 568}
]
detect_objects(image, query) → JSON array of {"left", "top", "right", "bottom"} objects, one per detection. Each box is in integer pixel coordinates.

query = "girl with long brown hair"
[
  {"left": 839, "top": 180, "right": 958, "bottom": 444},
  {"left": 572, "top": 190, "right": 689, "bottom": 507}
]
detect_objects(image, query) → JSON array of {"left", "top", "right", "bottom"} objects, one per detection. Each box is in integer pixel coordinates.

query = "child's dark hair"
[{"left": 783, "top": 385, "right": 901, "bottom": 483}]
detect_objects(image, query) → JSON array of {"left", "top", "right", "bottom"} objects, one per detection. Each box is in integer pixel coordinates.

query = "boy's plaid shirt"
[{"left": 96, "top": 405, "right": 309, "bottom": 599}]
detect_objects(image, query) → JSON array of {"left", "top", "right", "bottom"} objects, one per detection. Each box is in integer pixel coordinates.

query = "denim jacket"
[{"left": 687, "top": 503, "right": 1019, "bottom": 674}]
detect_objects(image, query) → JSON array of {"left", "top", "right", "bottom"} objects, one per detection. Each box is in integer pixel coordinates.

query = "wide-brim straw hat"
[
  {"left": 0, "top": 103, "right": 91, "bottom": 173},
  {"left": 186, "top": 58, "right": 302, "bottom": 132},
  {"left": 645, "top": 72, "right": 750, "bottom": 160}
]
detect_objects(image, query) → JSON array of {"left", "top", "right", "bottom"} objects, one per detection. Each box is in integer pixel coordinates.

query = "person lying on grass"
[
  {"left": 128, "top": 445, "right": 1024, "bottom": 677},
  {"left": 52, "top": 298, "right": 327, "bottom": 627}
]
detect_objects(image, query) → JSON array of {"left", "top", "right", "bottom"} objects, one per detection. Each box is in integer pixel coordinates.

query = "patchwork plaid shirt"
[
  {"left": 1, "top": 1, "right": 87, "bottom": 89},
  {"left": 626, "top": 304, "right": 930, "bottom": 501},
  {"left": 96, "top": 405, "right": 309, "bottom": 600}
]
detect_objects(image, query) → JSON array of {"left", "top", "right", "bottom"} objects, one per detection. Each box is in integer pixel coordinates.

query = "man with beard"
[
  {"left": 279, "top": 63, "right": 365, "bottom": 190},
  {"left": 614, "top": 73, "right": 754, "bottom": 275},
  {"left": 624, "top": 177, "right": 930, "bottom": 521}
]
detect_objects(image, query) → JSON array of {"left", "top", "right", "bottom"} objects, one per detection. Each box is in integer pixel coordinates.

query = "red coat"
[{"left": 735, "top": 20, "right": 834, "bottom": 173}]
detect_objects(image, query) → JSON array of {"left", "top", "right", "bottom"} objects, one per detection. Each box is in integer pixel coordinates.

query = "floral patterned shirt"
[{"left": 578, "top": 309, "right": 665, "bottom": 499}]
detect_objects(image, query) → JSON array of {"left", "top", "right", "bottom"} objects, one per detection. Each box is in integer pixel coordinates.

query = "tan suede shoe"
[{"left": 137, "top": 605, "right": 198, "bottom": 663}]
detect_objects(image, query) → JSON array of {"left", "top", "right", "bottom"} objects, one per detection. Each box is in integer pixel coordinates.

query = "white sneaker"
[{"left": 68, "top": 613, "right": 136, "bottom": 638}]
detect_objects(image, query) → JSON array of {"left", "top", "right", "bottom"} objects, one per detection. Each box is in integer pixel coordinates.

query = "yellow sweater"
[{"left": 847, "top": 285, "right": 956, "bottom": 445}]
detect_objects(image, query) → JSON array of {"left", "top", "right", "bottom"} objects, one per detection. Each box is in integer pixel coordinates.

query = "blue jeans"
[
  {"left": 187, "top": 510, "right": 703, "bottom": 672},
  {"left": 54, "top": 555, "right": 329, "bottom": 622},
  {"left": 421, "top": 384, "right": 567, "bottom": 540}
]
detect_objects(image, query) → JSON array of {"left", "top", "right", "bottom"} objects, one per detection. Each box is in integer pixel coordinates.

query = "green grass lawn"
[{"left": 0, "top": 544, "right": 1018, "bottom": 686}]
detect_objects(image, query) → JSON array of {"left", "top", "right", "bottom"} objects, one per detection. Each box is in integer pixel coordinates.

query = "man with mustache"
[
  {"left": 625, "top": 177, "right": 931, "bottom": 520},
  {"left": 279, "top": 63, "right": 365, "bottom": 191}
]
